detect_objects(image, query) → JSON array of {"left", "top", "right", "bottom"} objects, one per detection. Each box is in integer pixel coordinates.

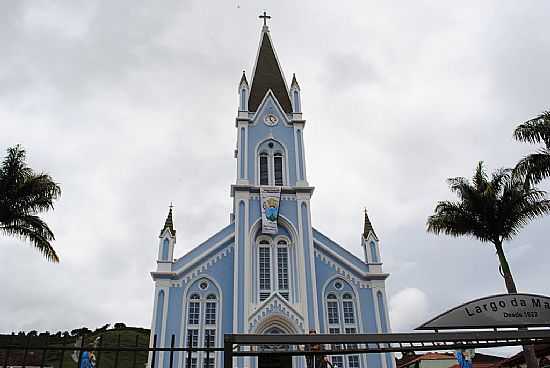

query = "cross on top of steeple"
[{"left": 259, "top": 11, "right": 271, "bottom": 27}]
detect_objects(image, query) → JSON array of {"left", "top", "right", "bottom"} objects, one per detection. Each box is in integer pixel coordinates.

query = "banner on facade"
[{"left": 260, "top": 186, "right": 281, "bottom": 234}]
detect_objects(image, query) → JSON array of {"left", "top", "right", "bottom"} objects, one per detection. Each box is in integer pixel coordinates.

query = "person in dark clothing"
[{"left": 305, "top": 330, "right": 333, "bottom": 368}]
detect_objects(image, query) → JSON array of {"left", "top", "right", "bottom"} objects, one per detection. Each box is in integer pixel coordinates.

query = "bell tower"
[{"left": 231, "top": 16, "right": 320, "bottom": 333}]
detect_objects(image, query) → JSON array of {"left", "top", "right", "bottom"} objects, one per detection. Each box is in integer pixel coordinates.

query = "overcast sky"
[{"left": 1, "top": 0, "right": 549, "bottom": 351}]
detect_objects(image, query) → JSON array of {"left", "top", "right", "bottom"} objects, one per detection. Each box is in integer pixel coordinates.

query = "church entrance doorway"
[{"left": 258, "top": 326, "right": 293, "bottom": 368}]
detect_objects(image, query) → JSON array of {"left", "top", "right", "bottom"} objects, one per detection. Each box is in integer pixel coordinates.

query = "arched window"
[
  {"left": 377, "top": 291, "right": 388, "bottom": 333},
  {"left": 257, "top": 140, "right": 286, "bottom": 186},
  {"left": 161, "top": 239, "right": 169, "bottom": 260},
  {"left": 293, "top": 90, "right": 300, "bottom": 112},
  {"left": 240, "top": 88, "right": 247, "bottom": 111},
  {"left": 276, "top": 239, "right": 289, "bottom": 299},
  {"left": 370, "top": 241, "right": 378, "bottom": 263},
  {"left": 325, "top": 280, "right": 361, "bottom": 368},
  {"left": 274, "top": 153, "right": 283, "bottom": 186},
  {"left": 256, "top": 236, "right": 292, "bottom": 302},
  {"left": 259, "top": 153, "right": 269, "bottom": 185},
  {"left": 185, "top": 281, "right": 220, "bottom": 368}
]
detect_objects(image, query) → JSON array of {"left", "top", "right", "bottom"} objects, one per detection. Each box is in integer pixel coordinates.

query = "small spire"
[
  {"left": 239, "top": 70, "right": 249, "bottom": 87},
  {"left": 160, "top": 204, "right": 176, "bottom": 236},
  {"left": 363, "top": 208, "right": 376, "bottom": 239},
  {"left": 291, "top": 73, "right": 300, "bottom": 90}
]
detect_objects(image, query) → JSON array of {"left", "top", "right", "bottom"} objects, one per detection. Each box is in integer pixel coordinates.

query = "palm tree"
[
  {"left": 427, "top": 162, "right": 550, "bottom": 368},
  {"left": 514, "top": 111, "right": 550, "bottom": 185},
  {"left": 0, "top": 145, "right": 61, "bottom": 262}
]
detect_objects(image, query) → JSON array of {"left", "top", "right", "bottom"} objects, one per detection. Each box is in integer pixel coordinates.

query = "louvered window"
[
  {"left": 259, "top": 154, "right": 269, "bottom": 185},
  {"left": 274, "top": 153, "right": 283, "bottom": 186},
  {"left": 259, "top": 247, "right": 271, "bottom": 292}
]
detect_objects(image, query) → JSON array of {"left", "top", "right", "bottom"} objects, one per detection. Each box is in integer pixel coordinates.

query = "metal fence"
[
  {"left": 2, "top": 330, "right": 550, "bottom": 368},
  {"left": 0, "top": 333, "right": 221, "bottom": 368}
]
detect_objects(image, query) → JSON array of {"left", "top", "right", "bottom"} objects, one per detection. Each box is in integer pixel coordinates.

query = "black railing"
[
  {"left": 0, "top": 334, "right": 222, "bottom": 368},
  {"left": 2, "top": 330, "right": 550, "bottom": 368},
  {"left": 223, "top": 330, "right": 550, "bottom": 368}
]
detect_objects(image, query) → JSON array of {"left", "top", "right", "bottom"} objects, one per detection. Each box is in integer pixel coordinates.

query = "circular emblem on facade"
[
  {"left": 199, "top": 280, "right": 208, "bottom": 290},
  {"left": 334, "top": 281, "right": 343, "bottom": 290},
  {"left": 264, "top": 113, "right": 278, "bottom": 126}
]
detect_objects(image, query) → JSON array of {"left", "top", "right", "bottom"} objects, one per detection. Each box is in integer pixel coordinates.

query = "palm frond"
[
  {"left": 514, "top": 148, "right": 550, "bottom": 185},
  {"left": 0, "top": 145, "right": 61, "bottom": 262},
  {"left": 0, "top": 216, "right": 59, "bottom": 262},
  {"left": 513, "top": 111, "right": 550, "bottom": 147},
  {"left": 428, "top": 161, "right": 550, "bottom": 244},
  {"left": 15, "top": 173, "right": 61, "bottom": 213}
]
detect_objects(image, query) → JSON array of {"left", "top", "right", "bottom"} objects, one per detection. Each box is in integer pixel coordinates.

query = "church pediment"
[
  {"left": 251, "top": 90, "right": 292, "bottom": 126},
  {"left": 248, "top": 293, "right": 305, "bottom": 333}
]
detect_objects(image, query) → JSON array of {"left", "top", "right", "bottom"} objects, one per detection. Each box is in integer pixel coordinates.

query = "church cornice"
[
  {"left": 177, "top": 244, "right": 234, "bottom": 284},
  {"left": 314, "top": 245, "right": 389, "bottom": 288},
  {"left": 231, "top": 184, "right": 314, "bottom": 197}
]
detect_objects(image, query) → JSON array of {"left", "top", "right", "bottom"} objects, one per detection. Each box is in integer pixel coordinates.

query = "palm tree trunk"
[
  {"left": 494, "top": 240, "right": 538, "bottom": 368},
  {"left": 494, "top": 241, "right": 518, "bottom": 293}
]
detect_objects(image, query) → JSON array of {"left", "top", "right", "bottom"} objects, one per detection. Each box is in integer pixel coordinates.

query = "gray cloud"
[{"left": 1, "top": 1, "right": 549, "bottom": 342}]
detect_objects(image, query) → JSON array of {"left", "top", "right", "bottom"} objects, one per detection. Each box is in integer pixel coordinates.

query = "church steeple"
[
  {"left": 160, "top": 206, "right": 176, "bottom": 236},
  {"left": 248, "top": 21, "right": 293, "bottom": 114},
  {"left": 363, "top": 209, "right": 377, "bottom": 240},
  {"left": 157, "top": 205, "right": 176, "bottom": 269},
  {"left": 361, "top": 209, "right": 382, "bottom": 268}
]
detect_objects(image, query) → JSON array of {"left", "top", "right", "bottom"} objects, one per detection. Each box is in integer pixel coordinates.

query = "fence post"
[
  {"left": 169, "top": 335, "right": 175, "bottom": 368},
  {"left": 39, "top": 335, "right": 49, "bottom": 368},
  {"left": 223, "top": 336, "right": 233, "bottom": 368},
  {"left": 2, "top": 334, "right": 14, "bottom": 368},
  {"left": 205, "top": 335, "right": 210, "bottom": 368},
  {"left": 76, "top": 335, "right": 85, "bottom": 368},
  {"left": 132, "top": 335, "right": 138, "bottom": 368},
  {"left": 59, "top": 336, "right": 66, "bottom": 368},
  {"left": 186, "top": 336, "right": 191, "bottom": 368},
  {"left": 114, "top": 335, "right": 121, "bottom": 368},
  {"left": 96, "top": 336, "right": 103, "bottom": 368},
  {"left": 22, "top": 334, "right": 31, "bottom": 368},
  {"left": 151, "top": 335, "right": 157, "bottom": 368}
]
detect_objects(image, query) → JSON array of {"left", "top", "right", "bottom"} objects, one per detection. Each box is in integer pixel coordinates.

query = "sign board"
[
  {"left": 260, "top": 186, "right": 281, "bottom": 234},
  {"left": 417, "top": 293, "right": 550, "bottom": 330}
]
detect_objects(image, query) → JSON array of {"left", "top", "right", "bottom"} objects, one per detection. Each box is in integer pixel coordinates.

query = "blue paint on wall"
[
  {"left": 297, "top": 129, "right": 303, "bottom": 180},
  {"left": 377, "top": 291, "right": 388, "bottom": 332},
  {"left": 163, "top": 287, "right": 183, "bottom": 368},
  {"left": 293, "top": 91, "right": 300, "bottom": 113},
  {"left": 247, "top": 97, "right": 297, "bottom": 185},
  {"left": 240, "top": 128, "right": 245, "bottom": 179},
  {"left": 162, "top": 239, "right": 169, "bottom": 260},
  {"left": 359, "top": 288, "right": 383, "bottom": 368},
  {"left": 237, "top": 201, "right": 245, "bottom": 333},
  {"left": 164, "top": 287, "right": 183, "bottom": 344},
  {"left": 154, "top": 290, "right": 164, "bottom": 368},
  {"left": 313, "top": 229, "right": 369, "bottom": 273},
  {"left": 370, "top": 241, "right": 378, "bottom": 263},
  {"left": 301, "top": 202, "right": 316, "bottom": 329},
  {"left": 173, "top": 223, "right": 234, "bottom": 269}
]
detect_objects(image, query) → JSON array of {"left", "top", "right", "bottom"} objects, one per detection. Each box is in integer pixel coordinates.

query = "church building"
[{"left": 149, "top": 18, "right": 395, "bottom": 368}]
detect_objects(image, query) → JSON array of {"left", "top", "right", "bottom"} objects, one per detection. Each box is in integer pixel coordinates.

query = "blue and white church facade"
[{"left": 149, "top": 22, "right": 395, "bottom": 368}]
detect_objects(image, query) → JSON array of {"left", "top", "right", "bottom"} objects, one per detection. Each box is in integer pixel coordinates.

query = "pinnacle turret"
[
  {"left": 363, "top": 209, "right": 377, "bottom": 240},
  {"left": 160, "top": 206, "right": 176, "bottom": 236}
]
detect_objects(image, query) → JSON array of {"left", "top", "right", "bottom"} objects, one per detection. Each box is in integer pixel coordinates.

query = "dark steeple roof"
[
  {"left": 248, "top": 28, "right": 293, "bottom": 114},
  {"left": 160, "top": 206, "right": 176, "bottom": 236},
  {"left": 239, "top": 70, "right": 249, "bottom": 87},
  {"left": 363, "top": 209, "right": 377, "bottom": 239},
  {"left": 291, "top": 73, "right": 300, "bottom": 90}
]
